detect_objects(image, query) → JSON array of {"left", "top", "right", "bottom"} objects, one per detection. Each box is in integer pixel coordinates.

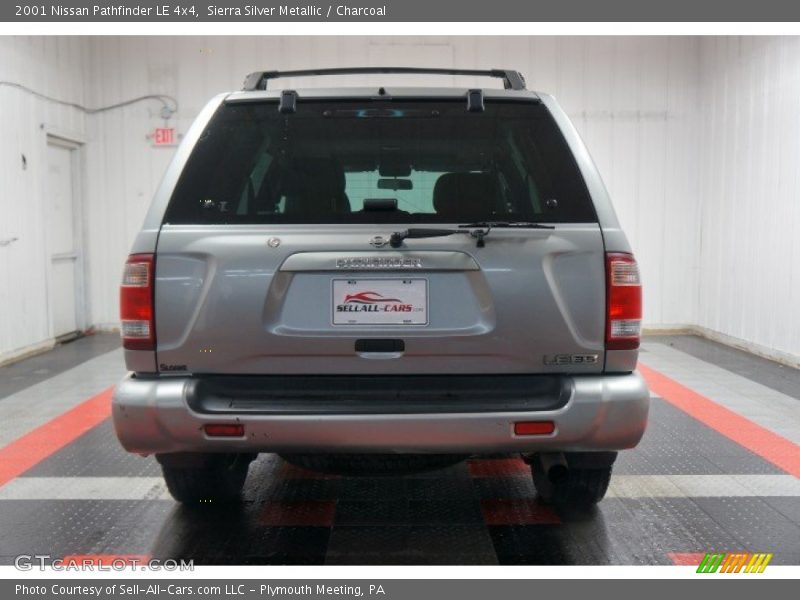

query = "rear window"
[{"left": 164, "top": 100, "right": 597, "bottom": 225}]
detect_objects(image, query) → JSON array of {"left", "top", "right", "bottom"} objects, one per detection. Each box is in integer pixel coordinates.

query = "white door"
[{"left": 45, "top": 140, "right": 81, "bottom": 339}]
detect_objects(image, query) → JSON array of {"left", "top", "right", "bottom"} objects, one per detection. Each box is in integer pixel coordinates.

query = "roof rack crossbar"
[{"left": 242, "top": 67, "right": 527, "bottom": 92}]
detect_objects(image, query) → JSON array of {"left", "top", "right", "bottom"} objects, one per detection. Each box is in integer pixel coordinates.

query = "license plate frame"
[{"left": 332, "top": 278, "right": 429, "bottom": 326}]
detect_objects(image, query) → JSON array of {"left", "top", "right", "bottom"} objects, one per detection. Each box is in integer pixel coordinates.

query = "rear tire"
[
  {"left": 158, "top": 453, "right": 254, "bottom": 505},
  {"left": 530, "top": 453, "right": 613, "bottom": 506},
  {"left": 279, "top": 453, "right": 468, "bottom": 476}
]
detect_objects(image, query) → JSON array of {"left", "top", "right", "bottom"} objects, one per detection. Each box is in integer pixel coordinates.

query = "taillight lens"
[
  {"left": 606, "top": 252, "right": 642, "bottom": 350},
  {"left": 120, "top": 254, "right": 155, "bottom": 351}
]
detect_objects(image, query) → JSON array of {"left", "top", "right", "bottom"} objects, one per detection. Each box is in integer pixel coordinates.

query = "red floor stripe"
[
  {"left": 280, "top": 462, "right": 340, "bottom": 480},
  {"left": 0, "top": 387, "right": 113, "bottom": 487},
  {"left": 639, "top": 363, "right": 800, "bottom": 478},
  {"left": 480, "top": 498, "right": 561, "bottom": 525},
  {"left": 259, "top": 501, "right": 337, "bottom": 526},
  {"left": 468, "top": 458, "right": 530, "bottom": 478},
  {"left": 668, "top": 552, "right": 706, "bottom": 566}
]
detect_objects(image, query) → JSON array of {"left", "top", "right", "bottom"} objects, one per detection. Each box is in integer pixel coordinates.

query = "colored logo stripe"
[
  {"left": 697, "top": 553, "right": 724, "bottom": 573},
  {"left": 696, "top": 552, "right": 773, "bottom": 573},
  {"left": 745, "top": 553, "right": 773, "bottom": 573}
]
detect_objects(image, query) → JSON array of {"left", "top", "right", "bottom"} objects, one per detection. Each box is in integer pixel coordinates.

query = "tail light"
[
  {"left": 606, "top": 252, "right": 642, "bottom": 350},
  {"left": 120, "top": 254, "right": 155, "bottom": 350}
]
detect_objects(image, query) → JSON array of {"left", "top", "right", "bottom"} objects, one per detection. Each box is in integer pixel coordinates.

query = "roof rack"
[{"left": 242, "top": 67, "right": 527, "bottom": 92}]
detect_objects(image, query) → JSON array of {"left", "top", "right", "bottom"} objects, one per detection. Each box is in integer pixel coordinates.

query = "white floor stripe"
[
  {"left": 0, "top": 477, "right": 169, "bottom": 500},
  {"left": 640, "top": 342, "right": 800, "bottom": 445},
  {"left": 0, "top": 349, "right": 124, "bottom": 447},
  {"left": 0, "top": 474, "right": 797, "bottom": 501},
  {"left": 607, "top": 474, "right": 800, "bottom": 498}
]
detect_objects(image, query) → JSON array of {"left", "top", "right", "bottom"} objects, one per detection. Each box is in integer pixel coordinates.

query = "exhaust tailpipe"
[{"left": 538, "top": 452, "right": 569, "bottom": 484}]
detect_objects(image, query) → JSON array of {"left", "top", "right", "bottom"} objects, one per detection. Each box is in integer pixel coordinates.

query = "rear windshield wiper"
[
  {"left": 458, "top": 221, "right": 556, "bottom": 230},
  {"left": 390, "top": 221, "right": 555, "bottom": 249},
  {"left": 389, "top": 228, "right": 470, "bottom": 248}
]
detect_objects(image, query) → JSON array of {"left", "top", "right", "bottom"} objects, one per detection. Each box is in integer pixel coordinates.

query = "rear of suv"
[{"left": 113, "top": 67, "right": 649, "bottom": 506}]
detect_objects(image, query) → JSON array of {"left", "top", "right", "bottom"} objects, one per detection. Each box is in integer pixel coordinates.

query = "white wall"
[
  {"left": 697, "top": 37, "right": 800, "bottom": 364},
  {"left": 1, "top": 35, "right": 797, "bottom": 364},
  {"left": 0, "top": 37, "right": 88, "bottom": 361}
]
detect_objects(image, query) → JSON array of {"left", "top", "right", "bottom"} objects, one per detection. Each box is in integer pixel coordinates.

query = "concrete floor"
[{"left": 0, "top": 333, "right": 797, "bottom": 565}]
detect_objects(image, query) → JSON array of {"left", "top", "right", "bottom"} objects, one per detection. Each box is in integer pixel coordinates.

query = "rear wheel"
[
  {"left": 157, "top": 453, "right": 255, "bottom": 505},
  {"left": 529, "top": 452, "right": 614, "bottom": 506},
  {"left": 279, "top": 453, "right": 468, "bottom": 476}
]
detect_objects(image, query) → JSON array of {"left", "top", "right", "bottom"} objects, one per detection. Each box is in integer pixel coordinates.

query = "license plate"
[{"left": 332, "top": 279, "right": 428, "bottom": 325}]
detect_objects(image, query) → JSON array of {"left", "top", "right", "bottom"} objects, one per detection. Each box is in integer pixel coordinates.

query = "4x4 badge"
[{"left": 369, "top": 236, "right": 389, "bottom": 248}]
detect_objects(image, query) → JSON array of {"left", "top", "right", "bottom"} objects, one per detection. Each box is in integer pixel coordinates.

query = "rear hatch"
[{"left": 153, "top": 97, "right": 605, "bottom": 375}]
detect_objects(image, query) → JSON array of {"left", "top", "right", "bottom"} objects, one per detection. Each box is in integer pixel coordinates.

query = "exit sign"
[{"left": 151, "top": 127, "right": 177, "bottom": 146}]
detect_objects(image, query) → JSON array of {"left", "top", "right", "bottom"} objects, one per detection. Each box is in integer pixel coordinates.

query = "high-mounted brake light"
[
  {"left": 605, "top": 252, "right": 642, "bottom": 350},
  {"left": 120, "top": 254, "right": 155, "bottom": 351}
]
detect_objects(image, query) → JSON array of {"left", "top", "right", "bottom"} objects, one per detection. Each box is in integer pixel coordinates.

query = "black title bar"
[{"left": 5, "top": 0, "right": 800, "bottom": 22}]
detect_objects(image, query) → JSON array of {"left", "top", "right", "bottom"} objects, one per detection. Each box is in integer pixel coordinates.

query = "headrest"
[
  {"left": 281, "top": 157, "right": 350, "bottom": 214},
  {"left": 433, "top": 172, "right": 495, "bottom": 219},
  {"left": 286, "top": 157, "right": 346, "bottom": 195}
]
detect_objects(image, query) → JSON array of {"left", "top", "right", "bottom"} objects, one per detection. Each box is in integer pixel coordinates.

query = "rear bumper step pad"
[{"left": 185, "top": 374, "right": 571, "bottom": 415}]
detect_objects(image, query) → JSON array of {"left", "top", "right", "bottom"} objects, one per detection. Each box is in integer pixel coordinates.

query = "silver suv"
[{"left": 113, "top": 67, "right": 649, "bottom": 506}]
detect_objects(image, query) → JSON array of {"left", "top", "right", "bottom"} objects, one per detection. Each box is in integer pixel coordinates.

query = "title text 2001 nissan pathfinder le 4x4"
[{"left": 112, "top": 67, "right": 650, "bottom": 506}]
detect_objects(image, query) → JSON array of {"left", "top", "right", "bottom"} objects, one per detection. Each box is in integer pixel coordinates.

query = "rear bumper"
[{"left": 112, "top": 372, "right": 650, "bottom": 455}]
